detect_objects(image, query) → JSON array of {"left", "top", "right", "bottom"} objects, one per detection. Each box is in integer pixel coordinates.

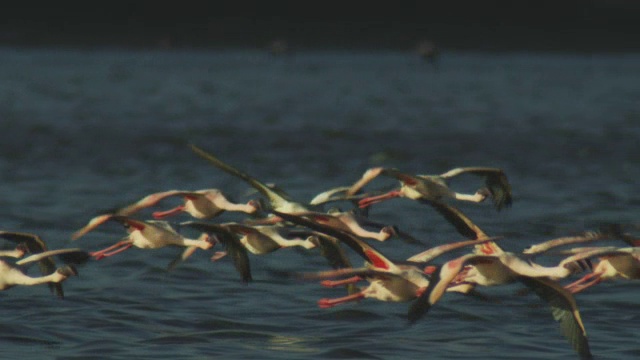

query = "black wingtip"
[{"left": 59, "top": 251, "right": 92, "bottom": 265}]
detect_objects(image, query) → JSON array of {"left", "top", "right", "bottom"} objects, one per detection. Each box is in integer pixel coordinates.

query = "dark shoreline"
[{"left": 2, "top": 1, "right": 639, "bottom": 53}]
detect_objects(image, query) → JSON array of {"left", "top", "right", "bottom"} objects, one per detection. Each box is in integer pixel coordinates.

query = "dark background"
[{"left": 1, "top": 0, "right": 639, "bottom": 52}]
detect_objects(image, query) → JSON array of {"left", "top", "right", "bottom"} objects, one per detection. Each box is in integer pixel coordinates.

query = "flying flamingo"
[
  {"left": 179, "top": 220, "right": 353, "bottom": 283},
  {"left": 0, "top": 231, "right": 87, "bottom": 297},
  {"left": 114, "top": 189, "right": 259, "bottom": 219},
  {"left": 0, "top": 232, "right": 86, "bottom": 297},
  {"left": 274, "top": 210, "right": 401, "bottom": 242},
  {"left": 523, "top": 225, "right": 636, "bottom": 256},
  {"left": 417, "top": 251, "right": 593, "bottom": 360},
  {"left": 561, "top": 246, "right": 640, "bottom": 293},
  {"left": 71, "top": 215, "right": 213, "bottom": 263},
  {"left": 272, "top": 210, "right": 499, "bottom": 319},
  {"left": 0, "top": 253, "right": 79, "bottom": 295},
  {"left": 403, "top": 201, "right": 593, "bottom": 359},
  {"left": 190, "top": 144, "right": 312, "bottom": 222},
  {"left": 347, "top": 166, "right": 512, "bottom": 211}
]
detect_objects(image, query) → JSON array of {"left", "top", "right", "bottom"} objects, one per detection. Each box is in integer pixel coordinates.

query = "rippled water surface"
[{"left": 1, "top": 47, "right": 639, "bottom": 359}]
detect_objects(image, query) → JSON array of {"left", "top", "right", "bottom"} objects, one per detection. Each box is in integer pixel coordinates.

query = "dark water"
[{"left": 1, "top": 47, "right": 639, "bottom": 359}]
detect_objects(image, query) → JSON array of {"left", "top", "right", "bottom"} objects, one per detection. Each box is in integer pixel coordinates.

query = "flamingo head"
[
  {"left": 246, "top": 199, "right": 263, "bottom": 214},
  {"left": 381, "top": 225, "right": 399, "bottom": 239}
]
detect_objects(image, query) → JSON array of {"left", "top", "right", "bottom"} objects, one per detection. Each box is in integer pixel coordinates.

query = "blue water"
[{"left": 1, "top": 47, "right": 639, "bottom": 359}]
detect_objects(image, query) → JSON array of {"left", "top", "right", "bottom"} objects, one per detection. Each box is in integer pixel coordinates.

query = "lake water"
[{"left": 0, "top": 47, "right": 639, "bottom": 359}]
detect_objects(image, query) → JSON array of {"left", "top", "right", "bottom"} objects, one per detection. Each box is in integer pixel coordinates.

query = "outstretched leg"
[
  {"left": 321, "top": 276, "right": 363, "bottom": 288},
  {"left": 318, "top": 291, "right": 366, "bottom": 308},
  {"left": 358, "top": 190, "right": 402, "bottom": 208},
  {"left": 153, "top": 205, "right": 185, "bottom": 219},
  {"left": 565, "top": 273, "right": 603, "bottom": 294},
  {"left": 90, "top": 240, "right": 134, "bottom": 260}
]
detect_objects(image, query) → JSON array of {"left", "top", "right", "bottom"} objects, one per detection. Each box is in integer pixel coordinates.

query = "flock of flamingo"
[{"left": 3, "top": 143, "right": 638, "bottom": 359}]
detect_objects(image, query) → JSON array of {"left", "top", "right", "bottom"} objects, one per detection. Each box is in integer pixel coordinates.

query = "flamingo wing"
[
  {"left": 516, "top": 276, "right": 592, "bottom": 360},
  {"left": 190, "top": 144, "right": 294, "bottom": 210},
  {"left": 0, "top": 231, "right": 64, "bottom": 297}
]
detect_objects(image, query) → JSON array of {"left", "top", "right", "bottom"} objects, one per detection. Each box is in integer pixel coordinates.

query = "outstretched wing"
[
  {"left": 115, "top": 190, "right": 192, "bottom": 216},
  {"left": 517, "top": 276, "right": 592, "bottom": 360},
  {"left": 523, "top": 231, "right": 613, "bottom": 255},
  {"left": 72, "top": 214, "right": 115, "bottom": 240},
  {"left": 272, "top": 210, "right": 398, "bottom": 271},
  {"left": 310, "top": 232, "right": 353, "bottom": 270},
  {"left": 190, "top": 144, "right": 295, "bottom": 210},
  {"left": 15, "top": 248, "right": 88, "bottom": 266},
  {"left": 0, "top": 231, "right": 65, "bottom": 297},
  {"left": 421, "top": 200, "right": 492, "bottom": 242},
  {"left": 407, "top": 237, "right": 503, "bottom": 263},
  {"left": 218, "top": 231, "right": 252, "bottom": 284},
  {"left": 439, "top": 167, "right": 512, "bottom": 210},
  {"left": 180, "top": 221, "right": 252, "bottom": 283}
]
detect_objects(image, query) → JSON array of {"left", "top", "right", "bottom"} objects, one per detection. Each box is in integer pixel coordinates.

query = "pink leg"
[
  {"left": 321, "top": 276, "right": 363, "bottom": 288},
  {"left": 90, "top": 241, "right": 133, "bottom": 260},
  {"left": 153, "top": 205, "right": 185, "bottom": 219},
  {"left": 318, "top": 292, "right": 366, "bottom": 308},
  {"left": 211, "top": 251, "right": 228, "bottom": 261},
  {"left": 568, "top": 277, "right": 603, "bottom": 294},
  {"left": 101, "top": 244, "right": 133, "bottom": 257},
  {"left": 565, "top": 273, "right": 603, "bottom": 294},
  {"left": 564, "top": 272, "right": 597, "bottom": 289},
  {"left": 358, "top": 190, "right": 401, "bottom": 208}
]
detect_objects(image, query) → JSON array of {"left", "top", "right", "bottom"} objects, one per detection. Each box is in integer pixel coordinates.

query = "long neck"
[
  {"left": 503, "top": 255, "right": 569, "bottom": 279},
  {"left": 181, "top": 234, "right": 211, "bottom": 250},
  {"left": 220, "top": 200, "right": 257, "bottom": 214},
  {"left": 337, "top": 215, "right": 388, "bottom": 241},
  {"left": 2, "top": 267, "right": 62, "bottom": 287},
  {"left": 0, "top": 249, "right": 24, "bottom": 258}
]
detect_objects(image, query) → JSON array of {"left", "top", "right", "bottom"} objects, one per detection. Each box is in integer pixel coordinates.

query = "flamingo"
[
  {"left": 272, "top": 210, "right": 498, "bottom": 318},
  {"left": 0, "top": 232, "right": 85, "bottom": 297},
  {"left": 277, "top": 210, "right": 401, "bottom": 242},
  {"left": 421, "top": 200, "right": 593, "bottom": 281},
  {"left": 418, "top": 252, "right": 593, "bottom": 360},
  {"left": 0, "top": 255, "right": 78, "bottom": 295},
  {"left": 190, "top": 144, "right": 317, "bottom": 225},
  {"left": 179, "top": 221, "right": 352, "bottom": 283},
  {"left": 0, "top": 231, "right": 86, "bottom": 297},
  {"left": 71, "top": 215, "right": 213, "bottom": 263},
  {"left": 181, "top": 221, "right": 320, "bottom": 255},
  {"left": 403, "top": 200, "right": 594, "bottom": 359},
  {"left": 114, "top": 189, "right": 259, "bottom": 219},
  {"left": 523, "top": 225, "right": 635, "bottom": 256},
  {"left": 561, "top": 247, "right": 640, "bottom": 293},
  {"left": 347, "top": 166, "right": 512, "bottom": 211}
]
